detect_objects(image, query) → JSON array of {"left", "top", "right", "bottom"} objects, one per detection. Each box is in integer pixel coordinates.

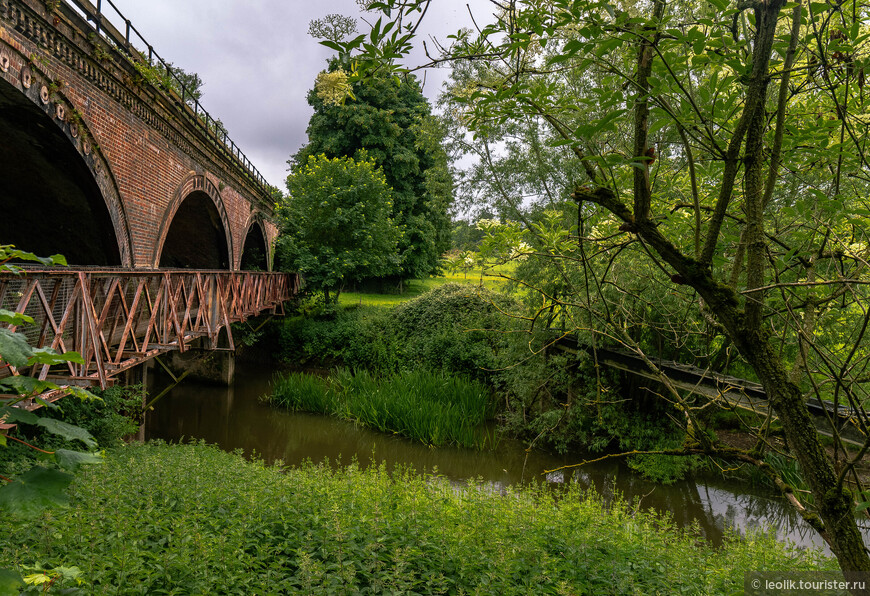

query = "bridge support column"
[
  {"left": 165, "top": 339, "right": 236, "bottom": 386},
  {"left": 120, "top": 361, "right": 151, "bottom": 442}
]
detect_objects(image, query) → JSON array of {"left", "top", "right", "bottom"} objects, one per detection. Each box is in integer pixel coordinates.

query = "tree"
[
  {"left": 308, "top": 13, "right": 358, "bottom": 43},
  {"left": 330, "top": 0, "right": 870, "bottom": 584},
  {"left": 276, "top": 154, "right": 401, "bottom": 304},
  {"left": 292, "top": 63, "right": 453, "bottom": 282}
]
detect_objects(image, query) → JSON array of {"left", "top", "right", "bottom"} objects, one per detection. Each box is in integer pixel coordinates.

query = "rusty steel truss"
[{"left": 0, "top": 269, "right": 298, "bottom": 404}]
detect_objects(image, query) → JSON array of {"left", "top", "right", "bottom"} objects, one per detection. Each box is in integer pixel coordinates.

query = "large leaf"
[
  {"left": 0, "top": 327, "right": 33, "bottom": 368},
  {"left": 0, "top": 309, "right": 34, "bottom": 326},
  {"left": 0, "top": 466, "right": 73, "bottom": 518},
  {"left": 27, "top": 347, "right": 85, "bottom": 366},
  {"left": 0, "top": 375, "right": 58, "bottom": 396},
  {"left": 22, "top": 564, "right": 82, "bottom": 586},
  {"left": 65, "top": 386, "right": 100, "bottom": 402},
  {"left": 36, "top": 419, "right": 97, "bottom": 449},
  {"left": 0, "top": 405, "right": 39, "bottom": 425},
  {"left": 0, "top": 568, "right": 25, "bottom": 595},
  {"left": 55, "top": 449, "right": 104, "bottom": 471}
]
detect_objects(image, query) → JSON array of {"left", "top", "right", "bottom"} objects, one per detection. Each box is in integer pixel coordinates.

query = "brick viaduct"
[{"left": 0, "top": 0, "right": 278, "bottom": 271}]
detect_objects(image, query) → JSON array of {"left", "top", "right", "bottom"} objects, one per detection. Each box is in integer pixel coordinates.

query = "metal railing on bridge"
[
  {"left": 0, "top": 269, "right": 298, "bottom": 404},
  {"left": 59, "top": 0, "right": 274, "bottom": 207}
]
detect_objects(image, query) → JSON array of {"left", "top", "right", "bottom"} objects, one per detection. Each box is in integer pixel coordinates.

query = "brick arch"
[
  {"left": 153, "top": 173, "right": 234, "bottom": 269},
  {"left": 0, "top": 42, "right": 134, "bottom": 266},
  {"left": 240, "top": 212, "right": 272, "bottom": 271}
]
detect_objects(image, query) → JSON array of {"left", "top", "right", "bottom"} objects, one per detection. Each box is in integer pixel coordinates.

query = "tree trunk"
[
  {"left": 733, "top": 329, "right": 870, "bottom": 576},
  {"left": 623, "top": 0, "right": 870, "bottom": 579},
  {"left": 575, "top": 189, "right": 870, "bottom": 583}
]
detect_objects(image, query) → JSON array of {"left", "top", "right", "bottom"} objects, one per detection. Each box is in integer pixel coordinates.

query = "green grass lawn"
[{"left": 338, "top": 264, "right": 515, "bottom": 308}]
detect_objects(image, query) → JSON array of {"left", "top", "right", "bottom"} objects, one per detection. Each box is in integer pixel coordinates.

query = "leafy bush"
[
  {"left": 0, "top": 383, "right": 141, "bottom": 496},
  {"left": 279, "top": 306, "right": 402, "bottom": 373},
  {"left": 40, "top": 384, "right": 142, "bottom": 448},
  {"left": 279, "top": 284, "right": 521, "bottom": 383},
  {"left": 391, "top": 283, "right": 518, "bottom": 381},
  {"left": 0, "top": 442, "right": 836, "bottom": 595}
]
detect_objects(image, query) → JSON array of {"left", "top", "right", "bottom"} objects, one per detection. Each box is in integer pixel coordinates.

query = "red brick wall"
[{"left": 0, "top": 0, "right": 275, "bottom": 270}]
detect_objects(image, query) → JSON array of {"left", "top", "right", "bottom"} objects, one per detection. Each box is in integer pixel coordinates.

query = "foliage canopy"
[
  {"left": 293, "top": 68, "right": 453, "bottom": 281},
  {"left": 276, "top": 154, "right": 401, "bottom": 304}
]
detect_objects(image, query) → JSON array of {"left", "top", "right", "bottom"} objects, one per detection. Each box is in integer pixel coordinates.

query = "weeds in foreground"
[{"left": 0, "top": 442, "right": 836, "bottom": 595}]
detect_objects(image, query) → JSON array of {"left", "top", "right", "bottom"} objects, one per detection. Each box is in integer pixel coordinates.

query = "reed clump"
[{"left": 269, "top": 369, "right": 495, "bottom": 449}]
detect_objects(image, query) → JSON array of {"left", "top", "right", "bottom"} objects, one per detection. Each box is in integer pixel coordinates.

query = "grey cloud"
[{"left": 110, "top": 0, "right": 491, "bottom": 188}]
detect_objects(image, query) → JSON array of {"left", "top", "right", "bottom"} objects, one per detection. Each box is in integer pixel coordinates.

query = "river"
[{"left": 144, "top": 359, "right": 849, "bottom": 553}]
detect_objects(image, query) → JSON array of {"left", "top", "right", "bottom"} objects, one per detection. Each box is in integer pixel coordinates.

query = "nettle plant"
[{"left": 0, "top": 245, "right": 102, "bottom": 593}]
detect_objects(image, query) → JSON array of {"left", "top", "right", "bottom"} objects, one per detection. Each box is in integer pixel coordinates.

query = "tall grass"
[
  {"left": 269, "top": 369, "right": 495, "bottom": 449},
  {"left": 270, "top": 371, "right": 336, "bottom": 414}
]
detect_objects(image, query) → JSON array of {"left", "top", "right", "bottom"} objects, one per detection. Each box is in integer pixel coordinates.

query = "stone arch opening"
[
  {"left": 0, "top": 76, "right": 123, "bottom": 266},
  {"left": 240, "top": 220, "right": 269, "bottom": 271},
  {"left": 158, "top": 190, "right": 230, "bottom": 269}
]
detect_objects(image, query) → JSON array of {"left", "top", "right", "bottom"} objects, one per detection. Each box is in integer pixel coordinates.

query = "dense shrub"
[
  {"left": 0, "top": 442, "right": 836, "bottom": 594},
  {"left": 391, "top": 283, "right": 519, "bottom": 382},
  {"left": 0, "top": 384, "right": 141, "bottom": 478},
  {"left": 279, "top": 284, "right": 521, "bottom": 382},
  {"left": 41, "top": 384, "right": 143, "bottom": 448},
  {"left": 279, "top": 306, "right": 403, "bottom": 373}
]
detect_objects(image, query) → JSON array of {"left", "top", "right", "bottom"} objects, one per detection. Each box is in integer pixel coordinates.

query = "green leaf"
[
  {"left": 66, "top": 386, "right": 100, "bottom": 402},
  {"left": 0, "top": 466, "right": 73, "bottom": 518},
  {"left": 0, "top": 327, "right": 33, "bottom": 368},
  {"left": 0, "top": 376, "right": 57, "bottom": 396},
  {"left": 36, "top": 419, "right": 97, "bottom": 448},
  {"left": 0, "top": 406, "right": 39, "bottom": 425},
  {"left": 590, "top": 109, "right": 628, "bottom": 135},
  {"left": 0, "top": 568, "right": 26, "bottom": 594},
  {"left": 648, "top": 117, "right": 671, "bottom": 137},
  {"left": 55, "top": 449, "right": 104, "bottom": 471},
  {"left": 21, "top": 565, "right": 82, "bottom": 586},
  {"left": 319, "top": 39, "right": 344, "bottom": 53},
  {"left": 27, "top": 348, "right": 85, "bottom": 366},
  {"left": 0, "top": 309, "right": 34, "bottom": 326},
  {"left": 0, "top": 246, "right": 66, "bottom": 268}
]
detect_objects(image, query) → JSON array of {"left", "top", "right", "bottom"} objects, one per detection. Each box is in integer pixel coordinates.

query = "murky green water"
[{"left": 144, "top": 360, "right": 855, "bottom": 553}]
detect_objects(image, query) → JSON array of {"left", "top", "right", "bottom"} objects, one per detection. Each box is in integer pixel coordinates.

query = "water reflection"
[{"left": 145, "top": 361, "right": 851, "bottom": 553}]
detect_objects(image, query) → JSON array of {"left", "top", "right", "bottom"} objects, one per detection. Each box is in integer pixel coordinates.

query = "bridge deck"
[
  {"left": 1, "top": 269, "right": 298, "bottom": 409},
  {"left": 555, "top": 338, "right": 865, "bottom": 445}
]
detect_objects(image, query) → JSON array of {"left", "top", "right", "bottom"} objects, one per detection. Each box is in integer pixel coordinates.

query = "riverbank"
[
  {"left": 143, "top": 360, "right": 846, "bottom": 552},
  {"left": 0, "top": 441, "right": 836, "bottom": 594},
  {"left": 275, "top": 283, "right": 709, "bottom": 484}
]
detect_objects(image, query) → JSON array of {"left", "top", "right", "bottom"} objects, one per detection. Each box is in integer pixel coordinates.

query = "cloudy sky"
[{"left": 101, "top": 0, "right": 492, "bottom": 189}]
